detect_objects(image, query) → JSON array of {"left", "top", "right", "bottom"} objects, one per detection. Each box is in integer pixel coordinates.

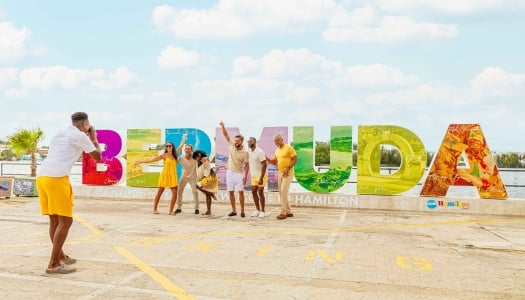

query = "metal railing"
[{"left": 1, "top": 161, "right": 523, "bottom": 188}]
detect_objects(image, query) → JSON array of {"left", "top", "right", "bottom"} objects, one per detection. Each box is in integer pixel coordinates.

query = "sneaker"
[
  {"left": 228, "top": 212, "right": 237, "bottom": 217},
  {"left": 251, "top": 211, "right": 260, "bottom": 217},
  {"left": 195, "top": 209, "right": 199, "bottom": 215},
  {"left": 240, "top": 212, "right": 246, "bottom": 218},
  {"left": 258, "top": 211, "right": 265, "bottom": 218},
  {"left": 175, "top": 208, "right": 182, "bottom": 214}
]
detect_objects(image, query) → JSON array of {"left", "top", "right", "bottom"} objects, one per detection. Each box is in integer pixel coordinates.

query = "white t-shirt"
[
  {"left": 38, "top": 125, "right": 96, "bottom": 177},
  {"left": 248, "top": 147, "right": 266, "bottom": 177}
]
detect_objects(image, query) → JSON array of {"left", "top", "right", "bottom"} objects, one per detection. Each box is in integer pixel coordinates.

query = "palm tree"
[{"left": 7, "top": 128, "right": 45, "bottom": 177}]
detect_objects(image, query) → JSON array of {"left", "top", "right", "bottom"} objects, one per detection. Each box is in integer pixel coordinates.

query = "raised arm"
[
  {"left": 176, "top": 133, "right": 188, "bottom": 153},
  {"left": 134, "top": 154, "right": 164, "bottom": 166},
  {"left": 219, "top": 121, "right": 231, "bottom": 142}
]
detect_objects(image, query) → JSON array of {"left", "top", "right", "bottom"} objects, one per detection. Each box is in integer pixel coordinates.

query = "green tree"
[{"left": 7, "top": 128, "right": 45, "bottom": 177}]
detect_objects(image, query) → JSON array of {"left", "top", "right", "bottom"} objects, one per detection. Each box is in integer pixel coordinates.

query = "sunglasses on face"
[{"left": 166, "top": 145, "right": 173, "bottom": 148}]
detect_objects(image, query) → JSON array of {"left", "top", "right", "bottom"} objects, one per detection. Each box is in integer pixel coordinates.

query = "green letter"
[{"left": 293, "top": 126, "right": 352, "bottom": 193}]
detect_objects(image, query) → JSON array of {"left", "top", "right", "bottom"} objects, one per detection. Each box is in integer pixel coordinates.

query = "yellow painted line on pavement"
[
  {"left": 73, "top": 213, "right": 104, "bottom": 241},
  {"left": 130, "top": 217, "right": 525, "bottom": 247},
  {"left": 257, "top": 245, "right": 271, "bottom": 257},
  {"left": 114, "top": 246, "right": 195, "bottom": 300}
]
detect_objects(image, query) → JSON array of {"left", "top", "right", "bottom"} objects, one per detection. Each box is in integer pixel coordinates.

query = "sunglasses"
[{"left": 166, "top": 145, "right": 173, "bottom": 148}]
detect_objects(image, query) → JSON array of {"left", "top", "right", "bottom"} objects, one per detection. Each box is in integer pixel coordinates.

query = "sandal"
[
  {"left": 61, "top": 255, "right": 77, "bottom": 265},
  {"left": 46, "top": 264, "right": 76, "bottom": 274}
]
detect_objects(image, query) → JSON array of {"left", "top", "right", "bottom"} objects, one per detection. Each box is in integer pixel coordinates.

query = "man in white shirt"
[
  {"left": 36, "top": 112, "right": 101, "bottom": 274},
  {"left": 247, "top": 137, "right": 267, "bottom": 218},
  {"left": 175, "top": 143, "right": 200, "bottom": 214}
]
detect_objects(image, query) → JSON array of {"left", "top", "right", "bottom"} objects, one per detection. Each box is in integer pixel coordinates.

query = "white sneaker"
[
  {"left": 251, "top": 211, "right": 260, "bottom": 217},
  {"left": 258, "top": 211, "right": 265, "bottom": 218}
]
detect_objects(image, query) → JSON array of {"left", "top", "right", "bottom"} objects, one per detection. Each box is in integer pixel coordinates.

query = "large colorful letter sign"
[
  {"left": 420, "top": 124, "right": 507, "bottom": 199},
  {"left": 357, "top": 126, "right": 427, "bottom": 195},
  {"left": 126, "top": 129, "right": 162, "bottom": 187},
  {"left": 293, "top": 126, "right": 353, "bottom": 193},
  {"left": 82, "top": 130, "right": 123, "bottom": 185}
]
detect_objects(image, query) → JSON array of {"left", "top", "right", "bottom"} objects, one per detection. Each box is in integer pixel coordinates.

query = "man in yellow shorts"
[
  {"left": 247, "top": 137, "right": 267, "bottom": 218},
  {"left": 36, "top": 112, "right": 101, "bottom": 274}
]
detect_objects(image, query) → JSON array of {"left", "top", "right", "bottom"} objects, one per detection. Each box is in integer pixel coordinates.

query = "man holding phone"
[{"left": 36, "top": 112, "right": 101, "bottom": 274}]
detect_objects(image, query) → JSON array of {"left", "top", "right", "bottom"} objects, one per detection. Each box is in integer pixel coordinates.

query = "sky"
[{"left": 0, "top": 0, "right": 524, "bottom": 153}]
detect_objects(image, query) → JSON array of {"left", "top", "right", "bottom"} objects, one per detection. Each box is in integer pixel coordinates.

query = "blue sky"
[{"left": 1, "top": 0, "right": 524, "bottom": 152}]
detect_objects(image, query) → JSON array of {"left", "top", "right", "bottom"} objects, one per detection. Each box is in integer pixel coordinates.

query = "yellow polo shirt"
[{"left": 274, "top": 144, "right": 297, "bottom": 173}]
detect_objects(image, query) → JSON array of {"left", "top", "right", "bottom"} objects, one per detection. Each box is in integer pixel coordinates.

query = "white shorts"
[{"left": 226, "top": 169, "right": 244, "bottom": 192}]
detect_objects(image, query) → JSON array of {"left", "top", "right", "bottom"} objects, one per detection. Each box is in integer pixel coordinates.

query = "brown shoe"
[
  {"left": 286, "top": 213, "right": 294, "bottom": 217},
  {"left": 276, "top": 214, "right": 287, "bottom": 220}
]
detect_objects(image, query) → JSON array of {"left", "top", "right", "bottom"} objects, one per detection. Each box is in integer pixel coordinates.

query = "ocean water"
[{"left": 1, "top": 161, "right": 524, "bottom": 199}]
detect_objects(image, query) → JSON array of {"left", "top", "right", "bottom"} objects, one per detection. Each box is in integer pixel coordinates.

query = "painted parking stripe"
[{"left": 114, "top": 246, "right": 196, "bottom": 300}]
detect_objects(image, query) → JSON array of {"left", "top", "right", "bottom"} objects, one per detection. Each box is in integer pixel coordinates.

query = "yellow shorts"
[
  {"left": 250, "top": 176, "right": 268, "bottom": 187},
  {"left": 36, "top": 176, "right": 74, "bottom": 217}
]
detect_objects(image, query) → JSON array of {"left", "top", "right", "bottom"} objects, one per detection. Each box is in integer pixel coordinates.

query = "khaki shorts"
[
  {"left": 36, "top": 176, "right": 74, "bottom": 217},
  {"left": 250, "top": 176, "right": 267, "bottom": 187}
]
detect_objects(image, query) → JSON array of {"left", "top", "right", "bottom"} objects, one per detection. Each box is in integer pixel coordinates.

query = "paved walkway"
[{"left": 0, "top": 196, "right": 524, "bottom": 299}]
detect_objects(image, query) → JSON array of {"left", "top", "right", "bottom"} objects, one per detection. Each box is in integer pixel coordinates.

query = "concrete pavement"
[{"left": 0, "top": 196, "right": 524, "bottom": 299}]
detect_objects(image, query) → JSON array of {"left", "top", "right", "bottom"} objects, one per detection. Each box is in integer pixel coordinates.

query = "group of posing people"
[
  {"left": 36, "top": 113, "right": 297, "bottom": 274},
  {"left": 134, "top": 121, "right": 298, "bottom": 221}
]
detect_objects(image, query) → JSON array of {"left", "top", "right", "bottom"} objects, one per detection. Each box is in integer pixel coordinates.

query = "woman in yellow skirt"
[{"left": 135, "top": 137, "right": 186, "bottom": 214}]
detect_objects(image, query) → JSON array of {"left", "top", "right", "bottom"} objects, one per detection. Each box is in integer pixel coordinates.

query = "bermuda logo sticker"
[{"left": 427, "top": 199, "right": 437, "bottom": 209}]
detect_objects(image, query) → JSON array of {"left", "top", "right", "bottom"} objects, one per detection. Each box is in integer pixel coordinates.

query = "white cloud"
[
  {"left": 193, "top": 77, "right": 294, "bottom": 103},
  {"left": 368, "top": 0, "right": 525, "bottom": 15},
  {"left": 20, "top": 66, "right": 104, "bottom": 90},
  {"left": 157, "top": 46, "right": 200, "bottom": 69},
  {"left": 152, "top": 1, "right": 466, "bottom": 43},
  {"left": 19, "top": 66, "right": 139, "bottom": 91},
  {"left": 90, "top": 67, "right": 140, "bottom": 90},
  {"left": 323, "top": 6, "right": 458, "bottom": 43},
  {"left": 4, "top": 88, "right": 28, "bottom": 99},
  {"left": 151, "top": 91, "right": 176, "bottom": 99},
  {"left": 152, "top": 4, "right": 250, "bottom": 38},
  {"left": 292, "top": 86, "right": 320, "bottom": 104},
  {"left": 233, "top": 48, "right": 343, "bottom": 78},
  {"left": 471, "top": 67, "right": 525, "bottom": 96},
  {"left": 152, "top": 0, "right": 334, "bottom": 38},
  {"left": 119, "top": 94, "right": 144, "bottom": 102},
  {"left": 0, "top": 21, "right": 30, "bottom": 64},
  {"left": 331, "top": 64, "right": 419, "bottom": 88},
  {"left": 0, "top": 67, "right": 18, "bottom": 88}
]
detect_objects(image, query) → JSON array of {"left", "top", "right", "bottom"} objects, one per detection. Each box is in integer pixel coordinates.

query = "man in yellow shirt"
[{"left": 267, "top": 134, "right": 297, "bottom": 219}]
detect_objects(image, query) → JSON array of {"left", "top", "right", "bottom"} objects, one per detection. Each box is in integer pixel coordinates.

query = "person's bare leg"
[
  {"left": 48, "top": 215, "right": 67, "bottom": 260},
  {"left": 239, "top": 191, "right": 245, "bottom": 214},
  {"left": 251, "top": 186, "right": 260, "bottom": 211},
  {"left": 258, "top": 186, "right": 265, "bottom": 212},
  {"left": 168, "top": 187, "right": 178, "bottom": 214},
  {"left": 153, "top": 187, "right": 164, "bottom": 213},
  {"left": 205, "top": 194, "right": 212, "bottom": 215},
  {"left": 229, "top": 191, "right": 236, "bottom": 212},
  {"left": 47, "top": 215, "right": 73, "bottom": 270}
]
